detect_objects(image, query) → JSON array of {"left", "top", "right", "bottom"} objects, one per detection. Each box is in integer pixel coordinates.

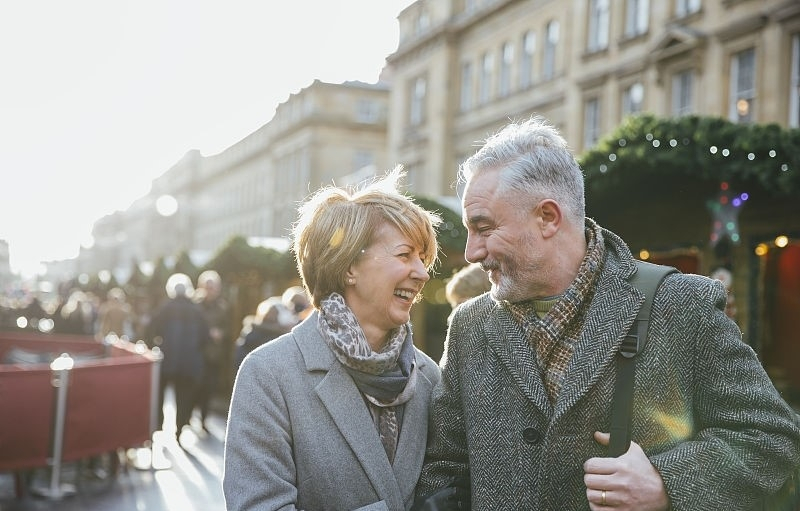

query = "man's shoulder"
[{"left": 449, "top": 293, "right": 496, "bottom": 335}]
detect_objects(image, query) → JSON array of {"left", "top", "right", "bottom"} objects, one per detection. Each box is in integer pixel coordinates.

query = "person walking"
[
  {"left": 224, "top": 167, "right": 442, "bottom": 511},
  {"left": 145, "top": 273, "right": 211, "bottom": 445},
  {"left": 414, "top": 117, "right": 800, "bottom": 510},
  {"left": 96, "top": 287, "right": 133, "bottom": 340},
  {"left": 194, "top": 270, "right": 231, "bottom": 432}
]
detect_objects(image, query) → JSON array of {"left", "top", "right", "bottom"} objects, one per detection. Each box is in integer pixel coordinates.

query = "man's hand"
[{"left": 583, "top": 431, "right": 669, "bottom": 510}]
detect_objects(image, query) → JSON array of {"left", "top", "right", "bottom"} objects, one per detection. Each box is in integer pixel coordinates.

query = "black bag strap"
[{"left": 608, "top": 260, "right": 677, "bottom": 457}]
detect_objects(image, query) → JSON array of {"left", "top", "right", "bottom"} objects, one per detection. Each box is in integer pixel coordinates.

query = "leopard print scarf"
[{"left": 317, "top": 292, "right": 417, "bottom": 463}]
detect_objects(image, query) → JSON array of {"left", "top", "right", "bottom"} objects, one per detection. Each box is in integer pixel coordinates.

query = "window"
[
  {"left": 729, "top": 47, "right": 755, "bottom": 123},
  {"left": 409, "top": 76, "right": 426, "bottom": 126},
  {"left": 675, "top": 0, "right": 700, "bottom": 17},
  {"left": 588, "top": 0, "right": 609, "bottom": 52},
  {"left": 479, "top": 52, "right": 493, "bottom": 104},
  {"left": 460, "top": 61, "right": 474, "bottom": 112},
  {"left": 544, "top": 20, "right": 559, "bottom": 80},
  {"left": 625, "top": 0, "right": 649, "bottom": 38},
  {"left": 415, "top": 9, "right": 430, "bottom": 35},
  {"left": 356, "top": 99, "right": 379, "bottom": 123},
  {"left": 520, "top": 30, "right": 536, "bottom": 89},
  {"left": 790, "top": 33, "right": 799, "bottom": 127},
  {"left": 622, "top": 82, "right": 644, "bottom": 116},
  {"left": 499, "top": 42, "right": 514, "bottom": 97},
  {"left": 584, "top": 97, "right": 601, "bottom": 148},
  {"left": 671, "top": 70, "right": 693, "bottom": 116}
]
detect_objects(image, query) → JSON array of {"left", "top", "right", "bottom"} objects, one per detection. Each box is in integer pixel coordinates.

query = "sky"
[{"left": 0, "top": 0, "right": 416, "bottom": 279}]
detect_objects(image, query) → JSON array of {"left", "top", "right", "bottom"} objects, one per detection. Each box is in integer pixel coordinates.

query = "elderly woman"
[{"left": 223, "top": 167, "right": 442, "bottom": 511}]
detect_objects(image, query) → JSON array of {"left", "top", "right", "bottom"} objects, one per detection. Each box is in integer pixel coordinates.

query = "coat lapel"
[
  {"left": 485, "top": 307, "right": 553, "bottom": 417},
  {"left": 552, "top": 270, "right": 641, "bottom": 421},
  {"left": 391, "top": 357, "right": 434, "bottom": 499},
  {"left": 295, "top": 315, "right": 403, "bottom": 510}
]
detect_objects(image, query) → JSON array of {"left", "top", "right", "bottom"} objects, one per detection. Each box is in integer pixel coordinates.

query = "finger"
[
  {"left": 594, "top": 431, "right": 610, "bottom": 445},
  {"left": 584, "top": 473, "right": 613, "bottom": 490},
  {"left": 584, "top": 456, "right": 617, "bottom": 475},
  {"left": 586, "top": 488, "right": 611, "bottom": 509}
]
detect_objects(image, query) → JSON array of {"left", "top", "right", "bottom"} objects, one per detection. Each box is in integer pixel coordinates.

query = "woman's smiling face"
[{"left": 343, "top": 221, "right": 430, "bottom": 345}]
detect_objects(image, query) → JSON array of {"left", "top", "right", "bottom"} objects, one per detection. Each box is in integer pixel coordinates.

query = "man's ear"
[{"left": 535, "top": 199, "right": 562, "bottom": 238}]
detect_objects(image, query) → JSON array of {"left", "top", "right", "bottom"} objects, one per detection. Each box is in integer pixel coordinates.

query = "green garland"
[{"left": 579, "top": 114, "right": 800, "bottom": 197}]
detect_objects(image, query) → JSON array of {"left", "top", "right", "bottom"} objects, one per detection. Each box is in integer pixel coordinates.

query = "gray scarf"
[{"left": 317, "top": 292, "right": 417, "bottom": 463}]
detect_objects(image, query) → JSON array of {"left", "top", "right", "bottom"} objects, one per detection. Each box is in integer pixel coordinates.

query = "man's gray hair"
[{"left": 458, "top": 116, "right": 586, "bottom": 225}]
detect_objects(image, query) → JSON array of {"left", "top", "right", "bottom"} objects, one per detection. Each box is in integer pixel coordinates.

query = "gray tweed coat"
[
  {"left": 416, "top": 227, "right": 800, "bottom": 510},
  {"left": 224, "top": 312, "right": 441, "bottom": 511}
]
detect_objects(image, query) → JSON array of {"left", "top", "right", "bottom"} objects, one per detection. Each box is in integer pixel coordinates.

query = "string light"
[{"left": 590, "top": 124, "right": 794, "bottom": 251}]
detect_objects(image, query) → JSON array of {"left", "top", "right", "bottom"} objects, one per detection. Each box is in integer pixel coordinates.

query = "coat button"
[{"left": 522, "top": 428, "right": 541, "bottom": 444}]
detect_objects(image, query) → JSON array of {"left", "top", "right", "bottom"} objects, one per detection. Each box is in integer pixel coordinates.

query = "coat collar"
[
  {"left": 293, "top": 311, "right": 433, "bottom": 508},
  {"left": 483, "top": 244, "right": 645, "bottom": 421}
]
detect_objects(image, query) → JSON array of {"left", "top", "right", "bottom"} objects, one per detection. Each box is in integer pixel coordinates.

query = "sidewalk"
[{"left": 0, "top": 392, "right": 227, "bottom": 511}]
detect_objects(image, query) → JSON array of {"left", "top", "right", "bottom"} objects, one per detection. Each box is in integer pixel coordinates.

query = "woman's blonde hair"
[{"left": 292, "top": 166, "right": 441, "bottom": 309}]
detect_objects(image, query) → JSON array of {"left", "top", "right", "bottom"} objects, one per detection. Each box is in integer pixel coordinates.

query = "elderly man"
[{"left": 415, "top": 117, "right": 800, "bottom": 510}]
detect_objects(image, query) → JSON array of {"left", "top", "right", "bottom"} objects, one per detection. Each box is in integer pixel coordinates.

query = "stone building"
[
  {"left": 386, "top": 0, "right": 800, "bottom": 399},
  {"left": 85, "top": 79, "right": 390, "bottom": 282}
]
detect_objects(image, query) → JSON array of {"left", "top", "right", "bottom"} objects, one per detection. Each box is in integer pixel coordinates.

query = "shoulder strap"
[{"left": 608, "top": 260, "right": 677, "bottom": 457}]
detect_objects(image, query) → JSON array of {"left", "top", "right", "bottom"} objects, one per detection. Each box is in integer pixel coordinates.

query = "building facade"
[
  {"left": 386, "top": 0, "right": 800, "bottom": 397},
  {"left": 388, "top": 0, "right": 800, "bottom": 197},
  {"left": 81, "top": 79, "right": 390, "bottom": 282}
]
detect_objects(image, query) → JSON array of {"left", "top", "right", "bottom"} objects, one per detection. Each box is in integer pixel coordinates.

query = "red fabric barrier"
[
  {"left": 0, "top": 367, "right": 55, "bottom": 471},
  {"left": 61, "top": 357, "right": 154, "bottom": 462},
  {"left": 0, "top": 331, "right": 104, "bottom": 363},
  {"left": 0, "top": 334, "right": 157, "bottom": 474}
]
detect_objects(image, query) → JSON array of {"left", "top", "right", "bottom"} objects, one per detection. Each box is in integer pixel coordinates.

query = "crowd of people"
[{"left": 0, "top": 269, "right": 312, "bottom": 448}]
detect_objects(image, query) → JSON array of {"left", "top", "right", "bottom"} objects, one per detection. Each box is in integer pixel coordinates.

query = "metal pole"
[
  {"left": 149, "top": 345, "right": 162, "bottom": 437},
  {"left": 33, "top": 353, "right": 76, "bottom": 499}
]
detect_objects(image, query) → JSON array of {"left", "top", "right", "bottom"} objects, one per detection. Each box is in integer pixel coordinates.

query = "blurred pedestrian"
[
  {"left": 710, "top": 267, "right": 738, "bottom": 322},
  {"left": 444, "top": 262, "right": 491, "bottom": 309},
  {"left": 54, "top": 289, "right": 96, "bottom": 336},
  {"left": 194, "top": 270, "right": 231, "bottom": 432},
  {"left": 145, "top": 273, "right": 211, "bottom": 445},
  {"left": 224, "top": 167, "right": 442, "bottom": 511},
  {"left": 281, "top": 285, "right": 313, "bottom": 325},
  {"left": 96, "top": 287, "right": 133, "bottom": 341},
  {"left": 232, "top": 296, "right": 290, "bottom": 374}
]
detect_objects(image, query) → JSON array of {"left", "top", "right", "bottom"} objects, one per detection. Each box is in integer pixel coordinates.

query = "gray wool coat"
[
  {"left": 416, "top": 227, "right": 800, "bottom": 511},
  {"left": 224, "top": 312, "right": 441, "bottom": 511}
]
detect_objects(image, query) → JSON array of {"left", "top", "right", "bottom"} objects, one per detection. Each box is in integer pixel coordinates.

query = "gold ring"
[{"left": 601, "top": 490, "right": 607, "bottom": 505}]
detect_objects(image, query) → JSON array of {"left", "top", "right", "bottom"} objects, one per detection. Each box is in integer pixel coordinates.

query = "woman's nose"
[{"left": 411, "top": 257, "right": 430, "bottom": 282}]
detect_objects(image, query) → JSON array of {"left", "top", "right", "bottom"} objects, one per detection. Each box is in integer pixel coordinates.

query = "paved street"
[{"left": 0, "top": 392, "right": 227, "bottom": 511}]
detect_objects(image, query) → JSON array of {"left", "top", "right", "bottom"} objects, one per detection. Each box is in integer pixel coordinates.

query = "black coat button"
[{"left": 522, "top": 427, "right": 541, "bottom": 444}]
